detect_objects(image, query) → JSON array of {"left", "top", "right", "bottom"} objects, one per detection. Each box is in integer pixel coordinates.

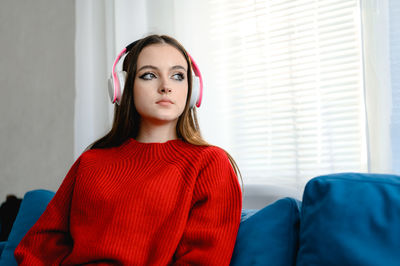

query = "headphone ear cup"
[
  {"left": 190, "top": 75, "right": 200, "bottom": 108},
  {"left": 117, "top": 71, "right": 127, "bottom": 96},
  {"left": 107, "top": 71, "right": 127, "bottom": 105},
  {"left": 115, "top": 71, "right": 127, "bottom": 105},
  {"left": 108, "top": 74, "right": 115, "bottom": 103}
]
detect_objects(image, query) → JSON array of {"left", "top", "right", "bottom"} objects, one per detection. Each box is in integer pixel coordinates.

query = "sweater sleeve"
[
  {"left": 14, "top": 156, "right": 82, "bottom": 265},
  {"left": 173, "top": 147, "right": 242, "bottom": 265}
]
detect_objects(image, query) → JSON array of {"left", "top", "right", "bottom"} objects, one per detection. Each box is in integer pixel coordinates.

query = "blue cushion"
[
  {"left": 296, "top": 173, "right": 400, "bottom": 266},
  {"left": 0, "top": 189, "right": 55, "bottom": 265},
  {"left": 240, "top": 209, "right": 258, "bottom": 222},
  {"left": 0, "top": 241, "right": 6, "bottom": 256},
  {"left": 230, "top": 197, "right": 301, "bottom": 266}
]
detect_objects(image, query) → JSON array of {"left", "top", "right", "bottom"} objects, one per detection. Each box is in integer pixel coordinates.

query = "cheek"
[
  {"left": 133, "top": 83, "right": 152, "bottom": 112},
  {"left": 178, "top": 84, "right": 189, "bottom": 108}
]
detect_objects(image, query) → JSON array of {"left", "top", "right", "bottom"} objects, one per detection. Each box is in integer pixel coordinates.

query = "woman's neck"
[{"left": 136, "top": 119, "right": 178, "bottom": 143}]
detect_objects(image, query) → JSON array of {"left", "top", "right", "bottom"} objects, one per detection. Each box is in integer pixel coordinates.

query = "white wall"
[{"left": 0, "top": 0, "right": 75, "bottom": 201}]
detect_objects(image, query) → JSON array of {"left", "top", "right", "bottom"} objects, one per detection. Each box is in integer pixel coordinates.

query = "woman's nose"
[
  {"left": 158, "top": 77, "right": 172, "bottom": 94},
  {"left": 159, "top": 87, "right": 172, "bottom": 94}
]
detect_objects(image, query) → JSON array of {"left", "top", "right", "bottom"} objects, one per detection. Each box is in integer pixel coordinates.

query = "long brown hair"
[{"left": 85, "top": 34, "right": 242, "bottom": 186}]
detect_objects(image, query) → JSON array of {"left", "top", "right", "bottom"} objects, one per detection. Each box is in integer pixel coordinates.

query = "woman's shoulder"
[
  {"left": 183, "top": 143, "right": 231, "bottom": 167},
  {"left": 77, "top": 143, "right": 127, "bottom": 169},
  {"left": 200, "top": 145, "right": 229, "bottom": 159},
  {"left": 191, "top": 145, "right": 239, "bottom": 187},
  {"left": 179, "top": 140, "right": 226, "bottom": 156}
]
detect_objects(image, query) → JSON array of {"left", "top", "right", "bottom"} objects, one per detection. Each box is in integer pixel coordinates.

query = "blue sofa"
[{"left": 1, "top": 173, "right": 400, "bottom": 265}]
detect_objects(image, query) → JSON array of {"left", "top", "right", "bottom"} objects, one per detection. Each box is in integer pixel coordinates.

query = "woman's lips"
[{"left": 156, "top": 99, "right": 173, "bottom": 106}]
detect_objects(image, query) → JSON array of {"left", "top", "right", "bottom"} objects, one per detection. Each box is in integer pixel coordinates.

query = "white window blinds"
[{"left": 208, "top": 0, "right": 367, "bottom": 188}]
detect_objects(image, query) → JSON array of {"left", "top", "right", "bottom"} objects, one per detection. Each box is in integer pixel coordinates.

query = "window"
[{"left": 207, "top": 0, "right": 367, "bottom": 189}]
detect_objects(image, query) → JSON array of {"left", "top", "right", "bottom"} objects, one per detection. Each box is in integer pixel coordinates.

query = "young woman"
[{"left": 14, "top": 34, "right": 242, "bottom": 265}]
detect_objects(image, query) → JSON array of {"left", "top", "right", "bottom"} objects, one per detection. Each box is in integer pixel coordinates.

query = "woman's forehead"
[{"left": 137, "top": 44, "right": 188, "bottom": 70}]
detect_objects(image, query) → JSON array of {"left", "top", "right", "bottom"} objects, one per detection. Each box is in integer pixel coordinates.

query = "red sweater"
[{"left": 14, "top": 138, "right": 242, "bottom": 265}]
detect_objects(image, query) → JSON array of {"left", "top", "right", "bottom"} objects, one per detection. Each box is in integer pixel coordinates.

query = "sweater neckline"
[
  {"left": 127, "top": 137, "right": 184, "bottom": 147},
  {"left": 120, "top": 137, "right": 187, "bottom": 159},
  {"left": 129, "top": 138, "right": 182, "bottom": 145}
]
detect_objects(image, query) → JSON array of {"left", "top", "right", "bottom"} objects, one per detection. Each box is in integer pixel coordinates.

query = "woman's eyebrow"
[
  {"left": 171, "top": 65, "right": 187, "bottom": 71},
  {"left": 137, "top": 65, "right": 187, "bottom": 72}
]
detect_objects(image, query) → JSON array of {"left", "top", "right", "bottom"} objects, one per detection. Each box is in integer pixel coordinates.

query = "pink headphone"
[{"left": 108, "top": 41, "right": 203, "bottom": 108}]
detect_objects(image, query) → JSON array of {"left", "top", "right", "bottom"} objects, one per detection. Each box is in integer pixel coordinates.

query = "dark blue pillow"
[
  {"left": 296, "top": 173, "right": 400, "bottom": 266},
  {"left": 230, "top": 197, "right": 301, "bottom": 266},
  {"left": 0, "top": 241, "right": 6, "bottom": 256},
  {"left": 0, "top": 189, "right": 55, "bottom": 265},
  {"left": 240, "top": 209, "right": 258, "bottom": 222}
]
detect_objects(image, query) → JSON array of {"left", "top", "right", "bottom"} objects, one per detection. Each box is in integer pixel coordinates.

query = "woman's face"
[{"left": 133, "top": 43, "right": 189, "bottom": 126}]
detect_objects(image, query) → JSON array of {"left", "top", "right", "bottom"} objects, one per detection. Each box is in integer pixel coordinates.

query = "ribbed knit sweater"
[{"left": 14, "top": 138, "right": 242, "bottom": 265}]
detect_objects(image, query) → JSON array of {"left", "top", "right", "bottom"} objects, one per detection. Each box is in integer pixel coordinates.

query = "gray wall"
[{"left": 0, "top": 0, "right": 75, "bottom": 201}]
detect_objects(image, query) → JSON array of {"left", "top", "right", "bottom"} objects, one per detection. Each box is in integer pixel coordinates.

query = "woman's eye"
[
  {"left": 140, "top": 73, "right": 156, "bottom": 80},
  {"left": 172, "top": 73, "right": 185, "bottom": 81}
]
